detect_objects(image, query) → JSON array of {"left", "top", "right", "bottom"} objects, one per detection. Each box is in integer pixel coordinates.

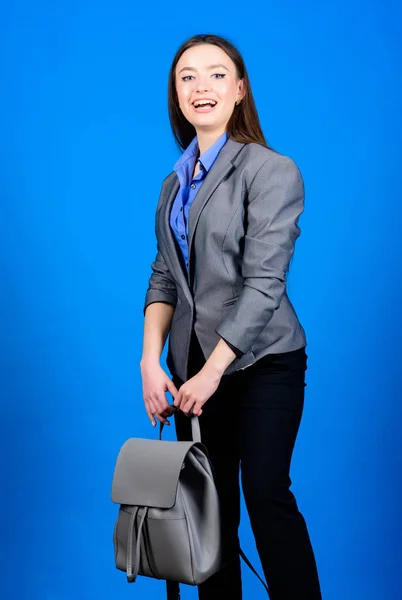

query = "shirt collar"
[{"left": 174, "top": 131, "right": 229, "bottom": 173}]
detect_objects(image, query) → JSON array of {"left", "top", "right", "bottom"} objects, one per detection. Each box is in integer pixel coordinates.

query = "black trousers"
[{"left": 172, "top": 330, "right": 322, "bottom": 600}]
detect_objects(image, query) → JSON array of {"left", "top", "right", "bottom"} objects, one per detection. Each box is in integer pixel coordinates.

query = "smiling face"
[{"left": 175, "top": 43, "right": 245, "bottom": 136}]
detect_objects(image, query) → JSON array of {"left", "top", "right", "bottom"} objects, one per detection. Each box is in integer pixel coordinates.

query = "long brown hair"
[{"left": 168, "top": 33, "right": 275, "bottom": 152}]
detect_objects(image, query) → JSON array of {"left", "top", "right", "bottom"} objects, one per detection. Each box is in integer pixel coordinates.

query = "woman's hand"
[
  {"left": 140, "top": 360, "right": 178, "bottom": 427},
  {"left": 173, "top": 366, "right": 222, "bottom": 417}
]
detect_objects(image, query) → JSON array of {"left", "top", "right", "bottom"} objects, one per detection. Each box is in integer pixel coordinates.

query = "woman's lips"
[{"left": 192, "top": 103, "right": 217, "bottom": 113}]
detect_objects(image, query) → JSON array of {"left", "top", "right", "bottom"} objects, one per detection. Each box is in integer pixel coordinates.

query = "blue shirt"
[
  {"left": 169, "top": 131, "right": 243, "bottom": 359},
  {"left": 170, "top": 131, "right": 229, "bottom": 270}
]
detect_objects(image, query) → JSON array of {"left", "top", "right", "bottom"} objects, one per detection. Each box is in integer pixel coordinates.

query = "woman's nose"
[{"left": 196, "top": 79, "right": 210, "bottom": 92}]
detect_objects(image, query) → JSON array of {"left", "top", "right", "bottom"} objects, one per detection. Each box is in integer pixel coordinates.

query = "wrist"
[
  {"left": 201, "top": 360, "right": 225, "bottom": 380},
  {"left": 140, "top": 356, "right": 160, "bottom": 370}
]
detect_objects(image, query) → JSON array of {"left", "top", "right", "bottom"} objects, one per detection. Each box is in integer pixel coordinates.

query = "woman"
[{"left": 140, "top": 33, "right": 322, "bottom": 599}]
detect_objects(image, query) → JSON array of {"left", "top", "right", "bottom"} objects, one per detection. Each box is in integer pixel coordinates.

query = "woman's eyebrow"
[{"left": 178, "top": 63, "right": 230, "bottom": 74}]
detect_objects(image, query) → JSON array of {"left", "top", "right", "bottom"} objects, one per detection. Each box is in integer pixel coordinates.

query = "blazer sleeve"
[
  {"left": 219, "top": 335, "right": 244, "bottom": 358},
  {"left": 215, "top": 154, "right": 304, "bottom": 355},
  {"left": 143, "top": 243, "right": 178, "bottom": 315}
]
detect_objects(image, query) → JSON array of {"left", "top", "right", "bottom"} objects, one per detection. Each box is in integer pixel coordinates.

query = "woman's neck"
[{"left": 196, "top": 128, "right": 226, "bottom": 156}]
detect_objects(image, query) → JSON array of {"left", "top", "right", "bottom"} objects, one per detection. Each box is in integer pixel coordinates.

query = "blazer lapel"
[
  {"left": 159, "top": 174, "right": 192, "bottom": 299},
  {"left": 159, "top": 137, "right": 246, "bottom": 298}
]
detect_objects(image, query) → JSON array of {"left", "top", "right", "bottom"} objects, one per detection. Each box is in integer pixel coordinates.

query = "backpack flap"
[{"left": 111, "top": 438, "right": 206, "bottom": 509}]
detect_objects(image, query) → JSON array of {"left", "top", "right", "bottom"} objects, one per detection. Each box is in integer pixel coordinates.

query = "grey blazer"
[{"left": 143, "top": 137, "right": 307, "bottom": 381}]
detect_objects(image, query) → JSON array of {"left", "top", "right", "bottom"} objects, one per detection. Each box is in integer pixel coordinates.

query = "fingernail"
[{"left": 164, "top": 421, "right": 170, "bottom": 426}]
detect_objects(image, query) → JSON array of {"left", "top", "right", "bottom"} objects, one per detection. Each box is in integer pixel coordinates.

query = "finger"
[
  {"left": 156, "top": 392, "right": 172, "bottom": 413},
  {"left": 152, "top": 402, "right": 170, "bottom": 425},
  {"left": 166, "top": 379, "right": 179, "bottom": 400},
  {"left": 152, "top": 392, "right": 169, "bottom": 422},
  {"left": 160, "top": 405, "right": 176, "bottom": 418},
  {"left": 154, "top": 395, "right": 172, "bottom": 424},
  {"left": 182, "top": 398, "right": 196, "bottom": 417},
  {"left": 173, "top": 390, "right": 182, "bottom": 409},
  {"left": 147, "top": 400, "right": 169, "bottom": 426},
  {"left": 153, "top": 412, "right": 170, "bottom": 425},
  {"left": 146, "top": 411, "right": 156, "bottom": 427},
  {"left": 150, "top": 395, "right": 164, "bottom": 416},
  {"left": 192, "top": 403, "right": 203, "bottom": 417},
  {"left": 159, "top": 409, "right": 173, "bottom": 422},
  {"left": 145, "top": 405, "right": 156, "bottom": 427}
]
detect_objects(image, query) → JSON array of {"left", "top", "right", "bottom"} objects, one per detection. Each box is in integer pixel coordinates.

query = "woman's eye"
[{"left": 181, "top": 73, "right": 226, "bottom": 82}]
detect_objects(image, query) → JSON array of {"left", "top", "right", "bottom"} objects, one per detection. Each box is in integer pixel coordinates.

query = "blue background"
[{"left": 1, "top": 1, "right": 401, "bottom": 598}]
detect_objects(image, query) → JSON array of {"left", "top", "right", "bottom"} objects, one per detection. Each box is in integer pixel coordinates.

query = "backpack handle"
[{"left": 159, "top": 405, "right": 201, "bottom": 443}]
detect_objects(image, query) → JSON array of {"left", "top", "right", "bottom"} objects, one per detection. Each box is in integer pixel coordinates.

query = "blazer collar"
[{"left": 159, "top": 137, "right": 246, "bottom": 301}]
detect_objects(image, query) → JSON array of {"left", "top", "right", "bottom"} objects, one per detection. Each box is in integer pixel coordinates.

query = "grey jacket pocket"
[{"left": 221, "top": 296, "right": 239, "bottom": 308}]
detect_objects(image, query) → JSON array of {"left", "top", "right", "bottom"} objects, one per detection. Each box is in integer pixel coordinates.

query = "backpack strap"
[
  {"left": 159, "top": 410, "right": 201, "bottom": 443},
  {"left": 164, "top": 549, "right": 269, "bottom": 597},
  {"left": 127, "top": 507, "right": 149, "bottom": 583},
  {"left": 166, "top": 580, "right": 180, "bottom": 599},
  {"left": 126, "top": 507, "right": 138, "bottom": 582},
  {"left": 239, "top": 546, "right": 270, "bottom": 595}
]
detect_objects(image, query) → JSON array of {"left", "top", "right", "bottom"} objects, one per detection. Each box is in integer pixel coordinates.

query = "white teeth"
[{"left": 194, "top": 100, "right": 217, "bottom": 108}]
